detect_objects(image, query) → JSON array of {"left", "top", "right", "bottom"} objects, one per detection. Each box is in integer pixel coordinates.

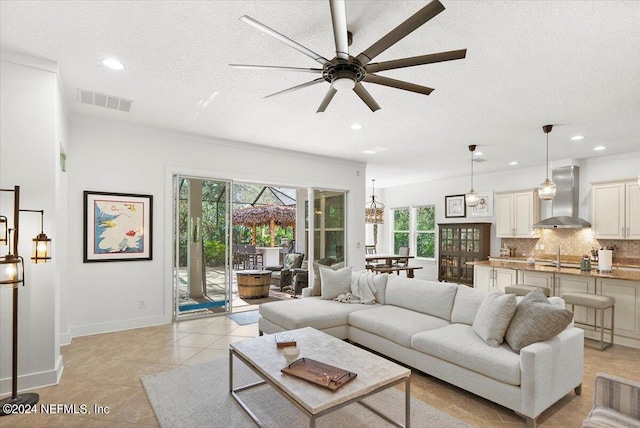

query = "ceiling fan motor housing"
[{"left": 323, "top": 61, "right": 365, "bottom": 85}]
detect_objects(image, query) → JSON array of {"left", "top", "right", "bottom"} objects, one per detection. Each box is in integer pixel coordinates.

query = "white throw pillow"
[
  {"left": 320, "top": 266, "right": 352, "bottom": 300},
  {"left": 472, "top": 292, "right": 517, "bottom": 347}
]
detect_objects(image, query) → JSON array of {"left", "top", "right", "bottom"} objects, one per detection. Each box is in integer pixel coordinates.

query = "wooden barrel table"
[{"left": 236, "top": 270, "right": 271, "bottom": 299}]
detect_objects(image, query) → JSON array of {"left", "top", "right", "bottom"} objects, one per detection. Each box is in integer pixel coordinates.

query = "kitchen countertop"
[
  {"left": 469, "top": 260, "right": 640, "bottom": 282},
  {"left": 488, "top": 255, "right": 640, "bottom": 269}
]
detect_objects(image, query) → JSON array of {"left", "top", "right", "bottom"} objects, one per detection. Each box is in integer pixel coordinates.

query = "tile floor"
[{"left": 1, "top": 315, "right": 639, "bottom": 427}]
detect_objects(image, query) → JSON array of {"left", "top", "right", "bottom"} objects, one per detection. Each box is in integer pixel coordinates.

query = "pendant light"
[
  {"left": 365, "top": 179, "right": 385, "bottom": 250},
  {"left": 465, "top": 145, "right": 479, "bottom": 207},
  {"left": 538, "top": 124, "right": 556, "bottom": 200}
]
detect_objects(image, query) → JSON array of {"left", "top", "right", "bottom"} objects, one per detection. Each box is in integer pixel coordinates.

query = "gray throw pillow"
[
  {"left": 505, "top": 288, "right": 573, "bottom": 353},
  {"left": 320, "top": 266, "right": 352, "bottom": 300},
  {"left": 472, "top": 293, "right": 517, "bottom": 347},
  {"left": 311, "top": 261, "right": 345, "bottom": 296}
]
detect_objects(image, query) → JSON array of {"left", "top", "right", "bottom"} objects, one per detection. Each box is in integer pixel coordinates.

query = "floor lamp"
[
  {"left": 365, "top": 179, "right": 384, "bottom": 250},
  {"left": 0, "top": 185, "right": 52, "bottom": 416}
]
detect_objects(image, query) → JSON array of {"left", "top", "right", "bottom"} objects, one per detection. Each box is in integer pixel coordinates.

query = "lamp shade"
[
  {"left": 465, "top": 189, "right": 480, "bottom": 207},
  {"left": 365, "top": 207, "right": 384, "bottom": 224},
  {"left": 32, "top": 232, "right": 51, "bottom": 264},
  {"left": 0, "top": 254, "right": 24, "bottom": 287},
  {"left": 538, "top": 178, "right": 557, "bottom": 200}
]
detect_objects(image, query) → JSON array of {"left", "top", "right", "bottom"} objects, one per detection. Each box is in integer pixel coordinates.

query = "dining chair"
[
  {"left": 244, "top": 244, "right": 263, "bottom": 269},
  {"left": 394, "top": 246, "right": 410, "bottom": 267}
]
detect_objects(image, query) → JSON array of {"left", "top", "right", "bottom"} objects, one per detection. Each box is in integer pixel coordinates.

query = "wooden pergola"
[{"left": 232, "top": 205, "right": 296, "bottom": 247}]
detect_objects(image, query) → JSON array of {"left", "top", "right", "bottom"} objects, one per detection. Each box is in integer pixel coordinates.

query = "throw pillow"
[
  {"left": 320, "top": 266, "right": 352, "bottom": 300},
  {"left": 311, "top": 261, "right": 345, "bottom": 296},
  {"left": 505, "top": 288, "right": 573, "bottom": 353},
  {"left": 472, "top": 293, "right": 517, "bottom": 347}
]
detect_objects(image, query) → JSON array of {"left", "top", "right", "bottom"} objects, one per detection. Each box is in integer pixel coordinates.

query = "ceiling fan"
[{"left": 230, "top": 0, "right": 466, "bottom": 113}]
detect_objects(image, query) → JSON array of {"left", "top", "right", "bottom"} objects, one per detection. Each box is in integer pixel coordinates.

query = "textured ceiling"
[{"left": 1, "top": 1, "right": 639, "bottom": 187}]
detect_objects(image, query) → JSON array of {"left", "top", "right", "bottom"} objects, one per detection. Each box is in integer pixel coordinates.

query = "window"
[
  {"left": 415, "top": 205, "right": 435, "bottom": 259},
  {"left": 392, "top": 207, "right": 410, "bottom": 253}
]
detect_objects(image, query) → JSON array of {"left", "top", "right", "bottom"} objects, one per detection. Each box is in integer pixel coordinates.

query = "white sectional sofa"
[{"left": 258, "top": 273, "right": 584, "bottom": 427}]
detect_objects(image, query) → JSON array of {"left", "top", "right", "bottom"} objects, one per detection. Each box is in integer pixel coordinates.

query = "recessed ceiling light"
[
  {"left": 509, "top": 161, "right": 519, "bottom": 166},
  {"left": 362, "top": 149, "right": 376, "bottom": 154},
  {"left": 593, "top": 146, "right": 606, "bottom": 151},
  {"left": 351, "top": 123, "right": 362, "bottom": 130},
  {"left": 571, "top": 135, "right": 584, "bottom": 141},
  {"left": 102, "top": 58, "right": 124, "bottom": 70},
  {"left": 474, "top": 151, "right": 483, "bottom": 156}
]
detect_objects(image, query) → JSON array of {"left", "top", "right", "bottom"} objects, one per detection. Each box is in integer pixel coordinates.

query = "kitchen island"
[{"left": 468, "top": 259, "right": 640, "bottom": 349}]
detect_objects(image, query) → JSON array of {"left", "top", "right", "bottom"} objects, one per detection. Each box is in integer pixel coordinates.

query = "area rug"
[
  {"left": 179, "top": 300, "right": 226, "bottom": 312},
  {"left": 226, "top": 310, "right": 260, "bottom": 325},
  {"left": 141, "top": 357, "right": 471, "bottom": 428}
]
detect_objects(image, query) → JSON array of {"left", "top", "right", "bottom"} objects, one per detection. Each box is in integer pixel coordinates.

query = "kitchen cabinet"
[
  {"left": 473, "top": 266, "right": 517, "bottom": 291},
  {"left": 556, "top": 274, "right": 596, "bottom": 325},
  {"left": 496, "top": 190, "right": 540, "bottom": 238},
  {"left": 438, "top": 223, "right": 491, "bottom": 286},
  {"left": 591, "top": 179, "right": 640, "bottom": 240},
  {"left": 518, "top": 270, "right": 554, "bottom": 290},
  {"left": 598, "top": 278, "right": 639, "bottom": 339}
]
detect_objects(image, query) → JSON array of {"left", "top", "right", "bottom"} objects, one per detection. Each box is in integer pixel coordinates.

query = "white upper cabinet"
[
  {"left": 592, "top": 179, "right": 640, "bottom": 240},
  {"left": 496, "top": 190, "right": 540, "bottom": 238}
]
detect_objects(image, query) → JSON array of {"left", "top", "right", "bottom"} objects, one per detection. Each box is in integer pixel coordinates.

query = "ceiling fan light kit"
[
  {"left": 465, "top": 144, "right": 480, "bottom": 207},
  {"left": 538, "top": 124, "right": 557, "bottom": 201},
  {"left": 231, "top": 0, "right": 466, "bottom": 112}
]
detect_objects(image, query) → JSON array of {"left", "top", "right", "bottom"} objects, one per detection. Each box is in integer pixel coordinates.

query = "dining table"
[{"left": 365, "top": 254, "right": 414, "bottom": 267}]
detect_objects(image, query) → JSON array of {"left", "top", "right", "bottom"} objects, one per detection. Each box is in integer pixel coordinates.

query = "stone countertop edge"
[
  {"left": 469, "top": 260, "right": 640, "bottom": 282},
  {"left": 487, "top": 255, "right": 640, "bottom": 269}
]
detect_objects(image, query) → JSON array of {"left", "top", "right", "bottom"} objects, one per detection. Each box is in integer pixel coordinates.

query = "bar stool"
[
  {"left": 504, "top": 284, "right": 551, "bottom": 297},
  {"left": 561, "top": 292, "right": 615, "bottom": 351}
]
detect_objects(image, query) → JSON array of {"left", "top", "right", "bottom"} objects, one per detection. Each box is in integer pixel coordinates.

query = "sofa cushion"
[
  {"left": 385, "top": 275, "right": 458, "bottom": 321},
  {"left": 505, "top": 288, "right": 574, "bottom": 352},
  {"left": 412, "top": 323, "right": 522, "bottom": 386},
  {"left": 451, "top": 284, "right": 490, "bottom": 325},
  {"left": 472, "top": 292, "right": 517, "bottom": 347},
  {"left": 349, "top": 305, "right": 450, "bottom": 348},
  {"left": 258, "top": 297, "right": 377, "bottom": 331},
  {"left": 320, "top": 266, "right": 352, "bottom": 300}
]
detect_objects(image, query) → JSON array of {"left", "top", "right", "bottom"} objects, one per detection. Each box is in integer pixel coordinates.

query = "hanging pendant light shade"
[
  {"left": 465, "top": 145, "right": 480, "bottom": 207},
  {"left": 365, "top": 179, "right": 385, "bottom": 224},
  {"left": 0, "top": 230, "right": 24, "bottom": 287},
  {"left": 538, "top": 124, "right": 557, "bottom": 200}
]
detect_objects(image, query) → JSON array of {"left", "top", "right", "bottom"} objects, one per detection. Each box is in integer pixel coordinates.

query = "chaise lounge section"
[{"left": 258, "top": 272, "right": 584, "bottom": 427}]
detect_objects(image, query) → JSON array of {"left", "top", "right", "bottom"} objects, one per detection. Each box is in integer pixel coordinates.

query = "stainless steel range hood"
[{"left": 532, "top": 165, "right": 591, "bottom": 229}]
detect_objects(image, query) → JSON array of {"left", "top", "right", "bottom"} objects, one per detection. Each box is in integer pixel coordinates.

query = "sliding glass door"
[
  {"left": 305, "top": 189, "right": 346, "bottom": 275},
  {"left": 174, "top": 175, "right": 231, "bottom": 319}
]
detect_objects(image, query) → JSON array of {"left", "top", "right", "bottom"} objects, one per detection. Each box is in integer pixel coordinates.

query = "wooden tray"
[{"left": 281, "top": 357, "right": 357, "bottom": 391}]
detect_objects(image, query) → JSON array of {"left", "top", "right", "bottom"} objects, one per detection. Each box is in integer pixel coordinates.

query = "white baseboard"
[
  {"left": 60, "top": 329, "right": 72, "bottom": 346},
  {"left": 69, "top": 314, "right": 170, "bottom": 339},
  {"left": 0, "top": 355, "right": 64, "bottom": 397}
]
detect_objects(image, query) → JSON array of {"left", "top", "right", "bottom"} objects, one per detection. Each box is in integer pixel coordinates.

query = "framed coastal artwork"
[
  {"left": 444, "top": 194, "right": 466, "bottom": 218},
  {"left": 83, "top": 191, "right": 153, "bottom": 262},
  {"left": 468, "top": 191, "right": 494, "bottom": 217}
]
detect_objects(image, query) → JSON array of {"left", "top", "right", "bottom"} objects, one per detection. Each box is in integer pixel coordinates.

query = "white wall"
[
  {"left": 1, "top": 53, "right": 64, "bottom": 394},
  {"left": 67, "top": 117, "right": 366, "bottom": 337},
  {"left": 376, "top": 151, "right": 640, "bottom": 281}
]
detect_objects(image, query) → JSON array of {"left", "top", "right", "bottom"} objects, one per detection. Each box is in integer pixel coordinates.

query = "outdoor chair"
[
  {"left": 291, "top": 257, "right": 335, "bottom": 296},
  {"left": 233, "top": 244, "right": 248, "bottom": 270},
  {"left": 244, "top": 244, "right": 263, "bottom": 269},
  {"left": 265, "top": 252, "right": 304, "bottom": 290}
]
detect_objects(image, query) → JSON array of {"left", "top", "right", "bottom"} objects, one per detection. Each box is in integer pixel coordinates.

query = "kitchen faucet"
[{"left": 556, "top": 245, "right": 561, "bottom": 267}]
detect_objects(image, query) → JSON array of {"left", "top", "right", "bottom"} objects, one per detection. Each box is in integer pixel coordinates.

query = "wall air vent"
[{"left": 77, "top": 89, "right": 133, "bottom": 112}]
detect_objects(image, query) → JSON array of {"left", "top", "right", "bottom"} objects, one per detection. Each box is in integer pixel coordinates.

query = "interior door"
[{"left": 174, "top": 175, "right": 231, "bottom": 319}]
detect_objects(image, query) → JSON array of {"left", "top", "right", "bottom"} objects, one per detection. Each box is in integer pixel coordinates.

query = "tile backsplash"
[{"left": 501, "top": 229, "right": 640, "bottom": 261}]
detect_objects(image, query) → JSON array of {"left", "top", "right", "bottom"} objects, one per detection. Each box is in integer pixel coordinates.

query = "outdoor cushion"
[
  {"left": 412, "top": 323, "right": 522, "bottom": 386},
  {"left": 348, "top": 305, "right": 450, "bottom": 348},
  {"left": 258, "top": 297, "right": 377, "bottom": 331},
  {"left": 472, "top": 292, "right": 517, "bottom": 347},
  {"left": 385, "top": 275, "right": 458, "bottom": 321}
]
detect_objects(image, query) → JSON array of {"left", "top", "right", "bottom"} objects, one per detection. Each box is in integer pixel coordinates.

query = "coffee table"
[{"left": 229, "top": 326, "right": 411, "bottom": 427}]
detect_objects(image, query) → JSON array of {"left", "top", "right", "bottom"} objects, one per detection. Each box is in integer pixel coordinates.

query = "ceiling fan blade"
[
  {"left": 264, "top": 78, "right": 325, "bottom": 99},
  {"left": 317, "top": 87, "right": 338, "bottom": 113},
  {"left": 355, "top": 0, "right": 445, "bottom": 66},
  {"left": 363, "top": 74, "right": 434, "bottom": 95},
  {"left": 229, "top": 64, "right": 323, "bottom": 73},
  {"left": 329, "top": 0, "right": 349, "bottom": 60},
  {"left": 365, "top": 49, "right": 467, "bottom": 73},
  {"left": 240, "top": 15, "right": 330, "bottom": 66},
  {"left": 353, "top": 83, "right": 381, "bottom": 112}
]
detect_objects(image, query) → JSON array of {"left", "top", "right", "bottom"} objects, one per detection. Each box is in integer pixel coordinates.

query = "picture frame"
[
  {"left": 445, "top": 194, "right": 466, "bottom": 218},
  {"left": 468, "top": 191, "right": 494, "bottom": 217},
  {"left": 83, "top": 191, "right": 153, "bottom": 262}
]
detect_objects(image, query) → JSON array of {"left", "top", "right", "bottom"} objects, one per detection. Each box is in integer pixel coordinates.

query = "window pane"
[
  {"left": 324, "top": 195, "right": 344, "bottom": 228},
  {"left": 417, "top": 233, "right": 435, "bottom": 258},
  {"left": 394, "top": 208, "right": 409, "bottom": 230},
  {"left": 394, "top": 232, "right": 409, "bottom": 253},
  {"left": 416, "top": 206, "right": 434, "bottom": 230}
]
